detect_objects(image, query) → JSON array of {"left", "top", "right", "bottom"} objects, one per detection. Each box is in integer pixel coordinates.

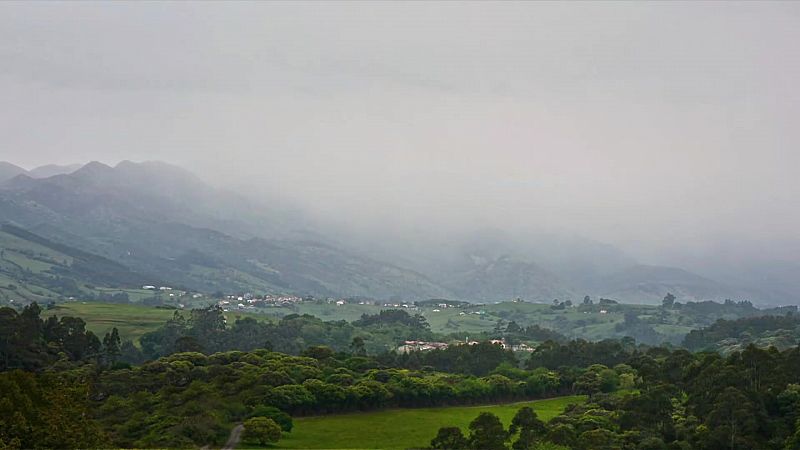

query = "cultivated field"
[{"left": 42, "top": 302, "right": 270, "bottom": 344}]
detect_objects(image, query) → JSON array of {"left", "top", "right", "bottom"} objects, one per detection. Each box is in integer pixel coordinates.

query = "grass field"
[
  {"left": 269, "top": 395, "right": 585, "bottom": 450},
  {"left": 42, "top": 302, "right": 270, "bottom": 344}
]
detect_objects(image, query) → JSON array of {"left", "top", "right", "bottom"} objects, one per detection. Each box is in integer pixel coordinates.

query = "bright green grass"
[
  {"left": 42, "top": 302, "right": 271, "bottom": 344},
  {"left": 271, "top": 395, "right": 585, "bottom": 450},
  {"left": 42, "top": 302, "right": 181, "bottom": 344}
]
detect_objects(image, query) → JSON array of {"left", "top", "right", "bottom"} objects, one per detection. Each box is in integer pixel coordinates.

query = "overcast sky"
[{"left": 1, "top": 2, "right": 799, "bottom": 263}]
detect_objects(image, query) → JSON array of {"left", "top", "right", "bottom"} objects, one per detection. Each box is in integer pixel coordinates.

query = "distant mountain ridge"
[
  {"left": 588, "top": 264, "right": 782, "bottom": 305},
  {"left": 0, "top": 160, "right": 452, "bottom": 300},
  {"left": 0, "top": 162, "right": 81, "bottom": 184},
  {"left": 0, "top": 160, "right": 794, "bottom": 304}
]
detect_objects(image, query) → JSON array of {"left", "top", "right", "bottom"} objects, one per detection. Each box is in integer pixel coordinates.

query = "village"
[{"left": 397, "top": 338, "right": 535, "bottom": 353}]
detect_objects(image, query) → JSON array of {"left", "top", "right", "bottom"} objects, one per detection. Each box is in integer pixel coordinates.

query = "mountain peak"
[
  {"left": 67, "top": 161, "right": 116, "bottom": 184},
  {"left": 0, "top": 161, "right": 28, "bottom": 184},
  {"left": 75, "top": 161, "right": 114, "bottom": 174},
  {"left": 2, "top": 173, "right": 36, "bottom": 189},
  {"left": 28, "top": 163, "right": 82, "bottom": 179}
]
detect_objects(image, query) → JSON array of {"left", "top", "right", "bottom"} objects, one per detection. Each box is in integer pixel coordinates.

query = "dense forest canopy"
[{"left": 4, "top": 303, "right": 800, "bottom": 449}]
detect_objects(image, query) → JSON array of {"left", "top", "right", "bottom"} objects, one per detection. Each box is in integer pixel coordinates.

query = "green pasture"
[
  {"left": 42, "top": 302, "right": 270, "bottom": 344},
  {"left": 271, "top": 395, "right": 585, "bottom": 449}
]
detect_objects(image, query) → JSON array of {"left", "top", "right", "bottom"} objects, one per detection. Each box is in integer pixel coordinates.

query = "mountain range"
[{"left": 0, "top": 160, "right": 795, "bottom": 305}]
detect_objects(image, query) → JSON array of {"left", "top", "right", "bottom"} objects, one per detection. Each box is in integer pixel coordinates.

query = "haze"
[{"left": 2, "top": 1, "right": 799, "bottom": 271}]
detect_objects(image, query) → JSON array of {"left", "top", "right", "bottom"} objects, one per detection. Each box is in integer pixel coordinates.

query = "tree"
[
  {"left": 575, "top": 369, "right": 602, "bottom": 398},
  {"left": 102, "top": 327, "right": 121, "bottom": 365},
  {"left": 662, "top": 293, "right": 676, "bottom": 309},
  {"left": 430, "top": 427, "right": 468, "bottom": 450},
  {"left": 350, "top": 336, "right": 366, "bottom": 356},
  {"left": 242, "top": 417, "right": 282, "bottom": 445},
  {"left": 302, "top": 345, "right": 335, "bottom": 360},
  {"left": 468, "top": 412, "right": 507, "bottom": 450},
  {"left": 250, "top": 406, "right": 293, "bottom": 432},
  {"left": 705, "top": 387, "right": 758, "bottom": 450},
  {"left": 174, "top": 336, "right": 204, "bottom": 353},
  {"left": 577, "top": 429, "right": 619, "bottom": 450},
  {"left": 188, "top": 305, "right": 226, "bottom": 351},
  {"left": 0, "top": 370, "right": 108, "bottom": 449},
  {"left": 509, "top": 407, "right": 547, "bottom": 450},
  {"left": 505, "top": 321, "right": 523, "bottom": 334}
]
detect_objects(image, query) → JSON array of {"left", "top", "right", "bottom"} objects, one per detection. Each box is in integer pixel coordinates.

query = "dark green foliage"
[
  {"left": 430, "top": 427, "right": 469, "bottom": 450},
  {"left": 353, "top": 309, "right": 430, "bottom": 329},
  {"left": 102, "top": 327, "right": 121, "bottom": 365},
  {"left": 467, "top": 412, "right": 507, "bottom": 450},
  {"left": 138, "top": 308, "right": 439, "bottom": 359},
  {"left": 509, "top": 406, "right": 547, "bottom": 450},
  {"left": 85, "top": 348, "right": 552, "bottom": 447},
  {"left": 498, "top": 320, "right": 566, "bottom": 345},
  {"left": 527, "top": 338, "right": 636, "bottom": 370},
  {"left": 683, "top": 314, "right": 800, "bottom": 351},
  {"left": 386, "top": 341, "right": 518, "bottom": 376},
  {"left": 429, "top": 340, "right": 800, "bottom": 450},
  {"left": 242, "top": 417, "right": 282, "bottom": 445},
  {"left": 250, "top": 405, "right": 293, "bottom": 432},
  {"left": 0, "top": 303, "right": 103, "bottom": 370},
  {"left": 0, "top": 370, "right": 108, "bottom": 449}
]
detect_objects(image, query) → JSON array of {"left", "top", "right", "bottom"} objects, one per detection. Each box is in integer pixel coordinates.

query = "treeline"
[
  {"left": 0, "top": 303, "right": 122, "bottom": 371},
  {"left": 503, "top": 321, "right": 567, "bottom": 343},
  {"left": 429, "top": 344, "right": 800, "bottom": 449},
  {"left": 379, "top": 341, "right": 518, "bottom": 376},
  {"left": 135, "top": 306, "right": 437, "bottom": 360},
  {"left": 527, "top": 338, "right": 639, "bottom": 370},
  {"left": 683, "top": 313, "right": 800, "bottom": 351}
]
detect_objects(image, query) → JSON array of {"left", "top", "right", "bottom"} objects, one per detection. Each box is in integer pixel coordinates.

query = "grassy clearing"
[
  {"left": 42, "top": 302, "right": 271, "bottom": 344},
  {"left": 269, "top": 395, "right": 585, "bottom": 450},
  {"left": 42, "top": 302, "right": 180, "bottom": 344}
]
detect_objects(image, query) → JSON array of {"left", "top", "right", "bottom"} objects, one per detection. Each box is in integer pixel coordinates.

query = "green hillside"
[{"left": 0, "top": 224, "right": 161, "bottom": 305}]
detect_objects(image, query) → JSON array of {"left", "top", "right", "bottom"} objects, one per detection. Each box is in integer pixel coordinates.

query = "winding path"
[{"left": 222, "top": 424, "right": 244, "bottom": 450}]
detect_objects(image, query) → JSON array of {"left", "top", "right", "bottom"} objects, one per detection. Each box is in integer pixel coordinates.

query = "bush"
[
  {"left": 243, "top": 417, "right": 282, "bottom": 445},
  {"left": 250, "top": 405, "right": 293, "bottom": 432}
]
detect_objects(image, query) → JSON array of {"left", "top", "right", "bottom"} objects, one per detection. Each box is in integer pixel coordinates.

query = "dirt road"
[{"left": 222, "top": 424, "right": 244, "bottom": 450}]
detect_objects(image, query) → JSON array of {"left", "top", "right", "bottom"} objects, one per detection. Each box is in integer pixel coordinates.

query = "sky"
[{"left": 1, "top": 1, "right": 799, "bottom": 264}]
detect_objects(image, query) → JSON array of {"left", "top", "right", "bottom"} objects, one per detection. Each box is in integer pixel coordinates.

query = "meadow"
[
  {"left": 42, "top": 302, "right": 270, "bottom": 344},
  {"left": 271, "top": 395, "right": 585, "bottom": 449}
]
